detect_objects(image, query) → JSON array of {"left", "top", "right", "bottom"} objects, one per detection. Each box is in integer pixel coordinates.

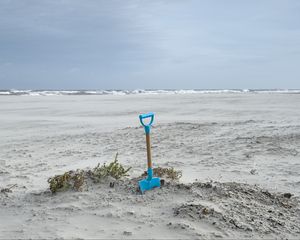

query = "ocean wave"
[{"left": 0, "top": 89, "right": 299, "bottom": 96}]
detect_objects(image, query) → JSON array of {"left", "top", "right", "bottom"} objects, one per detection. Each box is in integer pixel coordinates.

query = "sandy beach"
[{"left": 1, "top": 92, "right": 300, "bottom": 239}]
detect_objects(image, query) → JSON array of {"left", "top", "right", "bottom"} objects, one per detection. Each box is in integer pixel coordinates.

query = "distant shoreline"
[{"left": 1, "top": 89, "right": 300, "bottom": 96}]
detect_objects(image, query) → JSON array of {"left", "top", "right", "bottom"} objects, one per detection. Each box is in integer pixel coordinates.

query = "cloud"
[{"left": 0, "top": 0, "right": 300, "bottom": 89}]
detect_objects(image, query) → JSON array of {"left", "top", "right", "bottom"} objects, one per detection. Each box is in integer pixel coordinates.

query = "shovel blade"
[{"left": 139, "top": 177, "right": 161, "bottom": 193}]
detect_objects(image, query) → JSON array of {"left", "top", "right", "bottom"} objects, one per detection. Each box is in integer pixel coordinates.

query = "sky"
[{"left": 0, "top": 0, "right": 300, "bottom": 90}]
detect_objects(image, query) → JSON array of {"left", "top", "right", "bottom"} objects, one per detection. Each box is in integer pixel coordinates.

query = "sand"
[{"left": 0, "top": 93, "right": 300, "bottom": 239}]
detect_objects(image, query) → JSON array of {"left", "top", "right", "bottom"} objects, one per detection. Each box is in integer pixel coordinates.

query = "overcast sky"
[{"left": 0, "top": 0, "right": 300, "bottom": 90}]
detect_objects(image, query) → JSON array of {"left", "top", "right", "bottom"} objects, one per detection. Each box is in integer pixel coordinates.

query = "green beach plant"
[
  {"left": 91, "top": 153, "right": 131, "bottom": 182},
  {"left": 48, "top": 171, "right": 72, "bottom": 193},
  {"left": 48, "top": 153, "right": 131, "bottom": 194}
]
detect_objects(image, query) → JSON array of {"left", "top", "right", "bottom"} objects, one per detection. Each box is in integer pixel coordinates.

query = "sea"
[{"left": 0, "top": 89, "right": 300, "bottom": 96}]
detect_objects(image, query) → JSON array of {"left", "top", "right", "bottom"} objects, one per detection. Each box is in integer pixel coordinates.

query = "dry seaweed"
[
  {"left": 142, "top": 167, "right": 182, "bottom": 180},
  {"left": 1, "top": 184, "right": 17, "bottom": 193}
]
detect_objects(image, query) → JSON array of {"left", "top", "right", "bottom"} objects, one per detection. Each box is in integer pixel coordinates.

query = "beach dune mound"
[
  {"left": 3, "top": 176, "right": 299, "bottom": 239},
  {"left": 99, "top": 178, "right": 300, "bottom": 238},
  {"left": 171, "top": 181, "right": 299, "bottom": 237}
]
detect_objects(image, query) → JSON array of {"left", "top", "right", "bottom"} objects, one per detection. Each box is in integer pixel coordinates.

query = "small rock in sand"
[
  {"left": 283, "top": 193, "right": 292, "bottom": 199},
  {"left": 123, "top": 231, "right": 132, "bottom": 236},
  {"left": 126, "top": 210, "right": 135, "bottom": 215}
]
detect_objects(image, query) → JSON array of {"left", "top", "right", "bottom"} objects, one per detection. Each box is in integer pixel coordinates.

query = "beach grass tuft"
[
  {"left": 48, "top": 153, "right": 131, "bottom": 194},
  {"left": 90, "top": 153, "right": 131, "bottom": 182},
  {"left": 142, "top": 167, "right": 182, "bottom": 180},
  {"left": 48, "top": 170, "right": 86, "bottom": 193}
]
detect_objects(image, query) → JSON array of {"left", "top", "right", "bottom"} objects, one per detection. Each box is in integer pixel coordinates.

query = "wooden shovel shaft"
[{"left": 146, "top": 133, "right": 152, "bottom": 168}]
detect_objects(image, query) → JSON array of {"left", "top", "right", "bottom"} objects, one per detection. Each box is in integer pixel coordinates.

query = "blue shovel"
[{"left": 139, "top": 112, "right": 161, "bottom": 193}]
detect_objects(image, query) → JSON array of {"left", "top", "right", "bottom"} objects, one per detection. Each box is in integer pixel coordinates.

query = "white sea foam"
[
  {"left": 0, "top": 89, "right": 299, "bottom": 96},
  {"left": 0, "top": 91, "right": 11, "bottom": 95}
]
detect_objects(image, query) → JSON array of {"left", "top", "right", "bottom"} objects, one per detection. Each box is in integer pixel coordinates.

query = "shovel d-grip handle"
[{"left": 139, "top": 112, "right": 154, "bottom": 134}]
